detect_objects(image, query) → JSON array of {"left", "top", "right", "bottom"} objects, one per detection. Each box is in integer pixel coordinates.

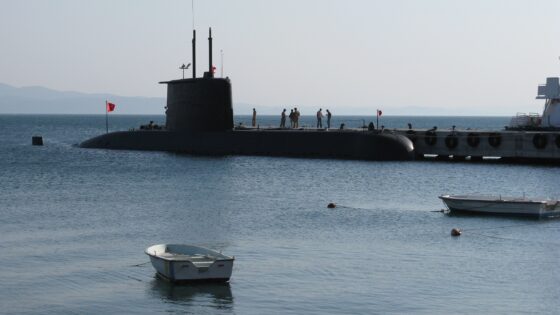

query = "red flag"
[
  {"left": 106, "top": 102, "right": 116, "bottom": 112},
  {"left": 212, "top": 66, "right": 217, "bottom": 74},
  {"left": 377, "top": 109, "right": 382, "bottom": 117}
]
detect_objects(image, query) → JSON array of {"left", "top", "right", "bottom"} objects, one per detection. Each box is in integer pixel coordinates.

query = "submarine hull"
[{"left": 80, "top": 129, "right": 415, "bottom": 161}]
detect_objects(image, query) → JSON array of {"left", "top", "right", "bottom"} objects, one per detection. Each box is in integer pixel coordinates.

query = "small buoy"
[
  {"left": 451, "top": 228, "right": 462, "bottom": 236},
  {"left": 327, "top": 203, "right": 336, "bottom": 209},
  {"left": 32, "top": 136, "right": 43, "bottom": 146}
]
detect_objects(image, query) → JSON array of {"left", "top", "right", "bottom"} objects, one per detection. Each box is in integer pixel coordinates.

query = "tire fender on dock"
[
  {"left": 424, "top": 131, "right": 437, "bottom": 146},
  {"left": 533, "top": 133, "right": 548, "bottom": 149},
  {"left": 445, "top": 134, "right": 459, "bottom": 149},
  {"left": 467, "top": 133, "right": 480, "bottom": 148},
  {"left": 488, "top": 133, "right": 502, "bottom": 148}
]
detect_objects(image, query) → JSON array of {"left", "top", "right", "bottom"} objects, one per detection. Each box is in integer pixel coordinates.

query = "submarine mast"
[
  {"left": 192, "top": 30, "right": 196, "bottom": 78},
  {"left": 206, "top": 27, "right": 214, "bottom": 78}
]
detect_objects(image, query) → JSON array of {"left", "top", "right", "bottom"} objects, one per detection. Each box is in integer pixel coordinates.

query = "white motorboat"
[
  {"left": 145, "top": 244, "right": 234, "bottom": 283},
  {"left": 439, "top": 195, "right": 560, "bottom": 218}
]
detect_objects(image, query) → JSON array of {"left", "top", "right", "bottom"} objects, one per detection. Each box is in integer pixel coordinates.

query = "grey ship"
[{"left": 80, "top": 28, "right": 414, "bottom": 161}]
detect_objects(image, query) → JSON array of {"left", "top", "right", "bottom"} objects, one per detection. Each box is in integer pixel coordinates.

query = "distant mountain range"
[
  {"left": 0, "top": 83, "right": 165, "bottom": 115},
  {"left": 0, "top": 82, "right": 266, "bottom": 115},
  {"left": 0, "top": 82, "right": 511, "bottom": 116}
]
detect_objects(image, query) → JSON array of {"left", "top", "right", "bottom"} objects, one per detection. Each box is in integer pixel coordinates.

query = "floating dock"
[
  {"left": 389, "top": 75, "right": 560, "bottom": 163},
  {"left": 393, "top": 128, "right": 560, "bottom": 162}
]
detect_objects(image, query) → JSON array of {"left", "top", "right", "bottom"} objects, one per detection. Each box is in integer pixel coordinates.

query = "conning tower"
[{"left": 161, "top": 28, "right": 233, "bottom": 132}]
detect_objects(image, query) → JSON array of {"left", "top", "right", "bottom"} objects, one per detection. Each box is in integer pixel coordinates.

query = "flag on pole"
[
  {"left": 377, "top": 109, "right": 382, "bottom": 117},
  {"left": 105, "top": 101, "right": 115, "bottom": 133},
  {"left": 106, "top": 102, "right": 116, "bottom": 112}
]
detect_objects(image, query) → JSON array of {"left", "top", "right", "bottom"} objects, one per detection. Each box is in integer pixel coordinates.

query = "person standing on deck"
[
  {"left": 326, "top": 109, "right": 332, "bottom": 129},
  {"left": 289, "top": 109, "right": 295, "bottom": 128},
  {"left": 316, "top": 108, "right": 323, "bottom": 128},
  {"left": 294, "top": 108, "right": 300, "bottom": 128},
  {"left": 252, "top": 108, "right": 257, "bottom": 127},
  {"left": 280, "top": 109, "right": 286, "bottom": 128}
]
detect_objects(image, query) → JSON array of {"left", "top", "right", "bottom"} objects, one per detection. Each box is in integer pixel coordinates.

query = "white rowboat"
[
  {"left": 145, "top": 244, "right": 234, "bottom": 283},
  {"left": 439, "top": 194, "right": 560, "bottom": 218}
]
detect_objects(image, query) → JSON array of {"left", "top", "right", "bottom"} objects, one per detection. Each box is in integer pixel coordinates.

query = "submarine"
[{"left": 80, "top": 28, "right": 414, "bottom": 161}]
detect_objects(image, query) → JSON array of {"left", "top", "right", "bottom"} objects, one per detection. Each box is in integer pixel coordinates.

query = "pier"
[{"left": 393, "top": 129, "right": 560, "bottom": 162}]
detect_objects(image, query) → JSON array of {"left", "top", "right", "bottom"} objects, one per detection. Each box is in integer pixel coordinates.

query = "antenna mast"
[
  {"left": 191, "top": 0, "right": 196, "bottom": 78},
  {"left": 208, "top": 27, "right": 213, "bottom": 77},
  {"left": 192, "top": 30, "right": 196, "bottom": 78}
]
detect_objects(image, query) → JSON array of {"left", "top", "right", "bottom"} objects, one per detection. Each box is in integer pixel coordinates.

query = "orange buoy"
[
  {"left": 327, "top": 203, "right": 336, "bottom": 209},
  {"left": 451, "top": 228, "right": 462, "bottom": 236}
]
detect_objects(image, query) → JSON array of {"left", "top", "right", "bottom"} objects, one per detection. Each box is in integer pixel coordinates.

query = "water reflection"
[{"left": 149, "top": 275, "right": 233, "bottom": 310}]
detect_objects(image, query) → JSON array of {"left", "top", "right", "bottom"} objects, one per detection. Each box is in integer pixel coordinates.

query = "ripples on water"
[{"left": 1, "top": 115, "right": 559, "bottom": 314}]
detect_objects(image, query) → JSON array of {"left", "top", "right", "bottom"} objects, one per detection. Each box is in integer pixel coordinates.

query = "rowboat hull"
[
  {"left": 145, "top": 244, "right": 234, "bottom": 283},
  {"left": 439, "top": 195, "right": 560, "bottom": 218}
]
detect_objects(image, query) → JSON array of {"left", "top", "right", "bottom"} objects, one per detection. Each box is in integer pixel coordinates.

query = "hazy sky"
[{"left": 1, "top": 0, "right": 559, "bottom": 115}]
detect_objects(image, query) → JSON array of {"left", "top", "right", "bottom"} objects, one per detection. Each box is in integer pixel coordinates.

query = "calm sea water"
[{"left": 1, "top": 114, "right": 560, "bottom": 314}]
